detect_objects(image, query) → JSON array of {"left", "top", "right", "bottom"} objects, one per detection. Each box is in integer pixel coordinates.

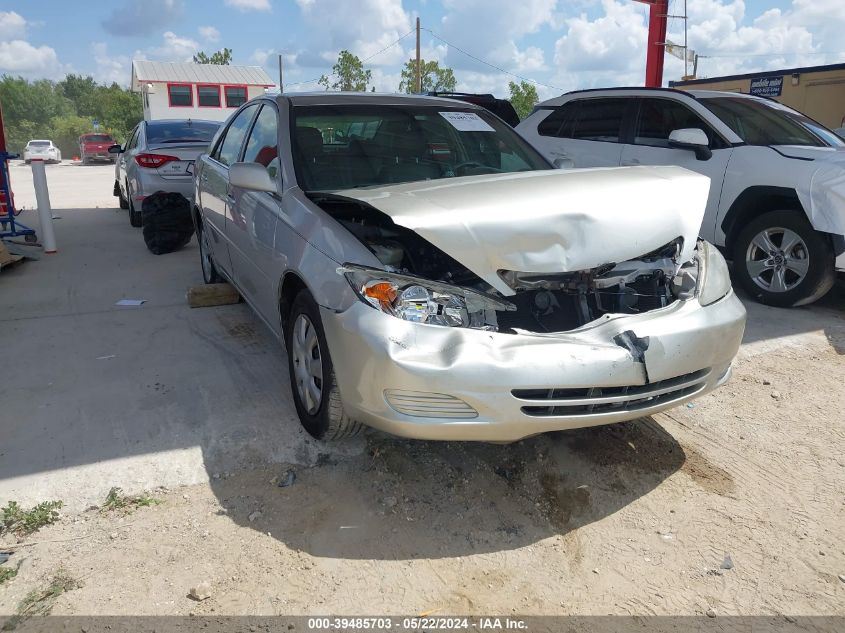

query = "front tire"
[
  {"left": 285, "top": 290, "right": 361, "bottom": 440},
  {"left": 733, "top": 210, "right": 835, "bottom": 307}
]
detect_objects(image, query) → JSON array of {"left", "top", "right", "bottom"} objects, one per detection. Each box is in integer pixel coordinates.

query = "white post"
[{"left": 31, "top": 159, "right": 57, "bottom": 254}]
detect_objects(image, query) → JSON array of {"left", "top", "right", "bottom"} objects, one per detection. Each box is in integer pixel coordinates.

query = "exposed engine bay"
[{"left": 310, "top": 193, "right": 694, "bottom": 334}]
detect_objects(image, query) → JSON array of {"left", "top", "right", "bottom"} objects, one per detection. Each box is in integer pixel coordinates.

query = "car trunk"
[{"left": 147, "top": 143, "right": 210, "bottom": 180}]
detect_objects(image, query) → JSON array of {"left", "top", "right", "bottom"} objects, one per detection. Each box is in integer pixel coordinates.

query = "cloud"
[
  {"left": 0, "top": 40, "right": 66, "bottom": 79},
  {"left": 552, "top": 0, "right": 648, "bottom": 89},
  {"left": 91, "top": 42, "right": 130, "bottom": 86},
  {"left": 224, "top": 0, "right": 272, "bottom": 11},
  {"left": 439, "top": 0, "right": 556, "bottom": 74},
  {"left": 102, "top": 0, "right": 184, "bottom": 37},
  {"left": 144, "top": 31, "right": 201, "bottom": 62},
  {"left": 295, "top": 0, "right": 412, "bottom": 66},
  {"left": 0, "top": 10, "right": 26, "bottom": 40},
  {"left": 198, "top": 26, "right": 220, "bottom": 43}
]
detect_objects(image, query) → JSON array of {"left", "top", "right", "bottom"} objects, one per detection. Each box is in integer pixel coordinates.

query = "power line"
[{"left": 422, "top": 27, "right": 562, "bottom": 91}]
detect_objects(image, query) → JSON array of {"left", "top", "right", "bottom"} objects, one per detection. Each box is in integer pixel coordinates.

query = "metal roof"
[
  {"left": 131, "top": 60, "right": 275, "bottom": 90},
  {"left": 669, "top": 62, "right": 845, "bottom": 87}
]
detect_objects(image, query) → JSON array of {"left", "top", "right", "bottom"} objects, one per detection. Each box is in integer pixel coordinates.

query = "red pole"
[{"left": 634, "top": 0, "right": 668, "bottom": 87}]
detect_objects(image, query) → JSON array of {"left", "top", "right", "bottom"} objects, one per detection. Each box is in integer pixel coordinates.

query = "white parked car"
[
  {"left": 517, "top": 89, "right": 845, "bottom": 307},
  {"left": 23, "top": 140, "right": 61, "bottom": 164}
]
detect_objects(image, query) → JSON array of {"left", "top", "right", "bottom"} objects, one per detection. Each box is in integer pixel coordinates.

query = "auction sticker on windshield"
[{"left": 439, "top": 111, "right": 495, "bottom": 132}]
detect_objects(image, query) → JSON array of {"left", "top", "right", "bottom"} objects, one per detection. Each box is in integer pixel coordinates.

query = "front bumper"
[{"left": 320, "top": 291, "right": 746, "bottom": 442}]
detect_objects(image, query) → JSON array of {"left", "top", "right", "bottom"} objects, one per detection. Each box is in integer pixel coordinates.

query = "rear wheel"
[
  {"left": 198, "top": 221, "right": 222, "bottom": 284},
  {"left": 285, "top": 290, "right": 361, "bottom": 440},
  {"left": 732, "top": 210, "right": 835, "bottom": 307},
  {"left": 128, "top": 195, "right": 142, "bottom": 227}
]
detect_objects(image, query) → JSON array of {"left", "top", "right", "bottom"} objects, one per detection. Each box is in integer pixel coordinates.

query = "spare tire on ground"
[{"left": 141, "top": 191, "right": 194, "bottom": 255}]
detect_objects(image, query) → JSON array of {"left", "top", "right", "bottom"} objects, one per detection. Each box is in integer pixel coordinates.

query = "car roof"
[
  {"left": 276, "top": 91, "right": 488, "bottom": 109},
  {"left": 536, "top": 86, "right": 774, "bottom": 108}
]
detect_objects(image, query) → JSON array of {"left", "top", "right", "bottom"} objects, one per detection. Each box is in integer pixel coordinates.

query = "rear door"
[
  {"left": 226, "top": 102, "right": 283, "bottom": 322},
  {"left": 620, "top": 97, "right": 734, "bottom": 241},
  {"left": 529, "top": 97, "right": 631, "bottom": 167},
  {"left": 200, "top": 103, "right": 260, "bottom": 281}
]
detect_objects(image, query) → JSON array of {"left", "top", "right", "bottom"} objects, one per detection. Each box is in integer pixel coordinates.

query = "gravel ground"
[{"left": 1, "top": 164, "right": 844, "bottom": 622}]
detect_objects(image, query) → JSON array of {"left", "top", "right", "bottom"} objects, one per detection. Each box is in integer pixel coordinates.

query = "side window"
[
  {"left": 537, "top": 102, "right": 579, "bottom": 137},
  {"left": 242, "top": 104, "right": 280, "bottom": 180},
  {"left": 571, "top": 98, "right": 628, "bottom": 143},
  {"left": 635, "top": 98, "right": 721, "bottom": 148},
  {"left": 126, "top": 126, "right": 140, "bottom": 150},
  {"left": 212, "top": 104, "right": 259, "bottom": 167}
]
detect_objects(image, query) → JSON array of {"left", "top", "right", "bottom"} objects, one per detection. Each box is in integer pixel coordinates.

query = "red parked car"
[{"left": 79, "top": 133, "right": 117, "bottom": 164}]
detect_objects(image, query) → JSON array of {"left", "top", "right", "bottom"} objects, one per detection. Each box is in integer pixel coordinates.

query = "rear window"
[
  {"left": 81, "top": 134, "right": 114, "bottom": 143},
  {"left": 145, "top": 121, "right": 219, "bottom": 145},
  {"left": 28, "top": 141, "right": 50, "bottom": 147}
]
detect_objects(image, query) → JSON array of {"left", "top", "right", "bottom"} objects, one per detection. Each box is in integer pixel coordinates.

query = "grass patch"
[
  {"left": 0, "top": 501, "right": 62, "bottom": 538},
  {"left": 2, "top": 570, "right": 79, "bottom": 630},
  {"left": 0, "top": 567, "right": 16, "bottom": 585},
  {"left": 101, "top": 487, "right": 161, "bottom": 514}
]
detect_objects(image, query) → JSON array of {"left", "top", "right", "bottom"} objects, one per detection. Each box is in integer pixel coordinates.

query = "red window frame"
[
  {"left": 196, "top": 84, "right": 221, "bottom": 108},
  {"left": 167, "top": 83, "right": 193, "bottom": 108},
  {"left": 224, "top": 84, "right": 248, "bottom": 108}
]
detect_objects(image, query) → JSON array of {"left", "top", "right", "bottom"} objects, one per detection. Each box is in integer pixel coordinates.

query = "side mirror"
[
  {"left": 553, "top": 157, "right": 574, "bottom": 169},
  {"left": 108, "top": 144, "right": 123, "bottom": 154},
  {"left": 668, "top": 128, "right": 712, "bottom": 161},
  {"left": 229, "top": 162, "right": 278, "bottom": 193}
]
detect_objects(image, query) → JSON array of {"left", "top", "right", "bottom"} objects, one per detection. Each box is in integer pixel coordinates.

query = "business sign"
[{"left": 749, "top": 76, "right": 783, "bottom": 97}]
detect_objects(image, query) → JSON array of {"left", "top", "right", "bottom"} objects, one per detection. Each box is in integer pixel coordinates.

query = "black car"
[{"left": 426, "top": 92, "right": 520, "bottom": 127}]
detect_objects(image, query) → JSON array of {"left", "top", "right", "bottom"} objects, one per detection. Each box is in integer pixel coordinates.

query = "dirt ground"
[{"left": 1, "top": 164, "right": 844, "bottom": 623}]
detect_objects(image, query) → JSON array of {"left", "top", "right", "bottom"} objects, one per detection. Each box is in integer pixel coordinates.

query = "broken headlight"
[
  {"left": 697, "top": 240, "right": 733, "bottom": 306},
  {"left": 339, "top": 264, "right": 515, "bottom": 330}
]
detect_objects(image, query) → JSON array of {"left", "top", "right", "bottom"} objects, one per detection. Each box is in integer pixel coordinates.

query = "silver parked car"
[
  {"left": 111, "top": 119, "right": 220, "bottom": 227},
  {"left": 193, "top": 93, "right": 746, "bottom": 442},
  {"left": 23, "top": 139, "right": 61, "bottom": 164}
]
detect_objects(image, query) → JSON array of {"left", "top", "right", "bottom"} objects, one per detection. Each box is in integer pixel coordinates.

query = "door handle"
[
  {"left": 225, "top": 195, "right": 236, "bottom": 205},
  {"left": 622, "top": 158, "right": 641, "bottom": 166},
  {"left": 201, "top": 174, "right": 208, "bottom": 182}
]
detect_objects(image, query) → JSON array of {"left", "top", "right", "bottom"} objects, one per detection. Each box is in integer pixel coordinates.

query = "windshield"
[
  {"left": 146, "top": 121, "right": 219, "bottom": 145},
  {"left": 291, "top": 104, "right": 551, "bottom": 191},
  {"left": 701, "top": 96, "right": 844, "bottom": 147},
  {"left": 82, "top": 134, "right": 113, "bottom": 143}
]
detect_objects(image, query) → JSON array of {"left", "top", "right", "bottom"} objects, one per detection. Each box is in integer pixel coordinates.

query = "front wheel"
[
  {"left": 732, "top": 210, "right": 835, "bottom": 307},
  {"left": 285, "top": 290, "right": 361, "bottom": 440},
  {"left": 128, "top": 186, "right": 142, "bottom": 227}
]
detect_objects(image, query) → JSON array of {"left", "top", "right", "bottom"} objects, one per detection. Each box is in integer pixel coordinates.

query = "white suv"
[
  {"left": 23, "top": 139, "right": 61, "bottom": 164},
  {"left": 517, "top": 89, "right": 845, "bottom": 307}
]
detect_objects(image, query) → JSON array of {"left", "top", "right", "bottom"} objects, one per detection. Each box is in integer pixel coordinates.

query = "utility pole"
[
  {"left": 683, "top": 0, "right": 688, "bottom": 78},
  {"left": 415, "top": 16, "right": 421, "bottom": 93},
  {"left": 278, "top": 54, "right": 284, "bottom": 93}
]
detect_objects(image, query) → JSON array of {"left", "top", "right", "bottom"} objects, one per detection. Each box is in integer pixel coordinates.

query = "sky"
[{"left": 0, "top": 0, "right": 844, "bottom": 101}]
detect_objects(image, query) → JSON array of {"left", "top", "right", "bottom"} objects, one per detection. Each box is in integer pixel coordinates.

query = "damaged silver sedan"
[{"left": 193, "top": 93, "right": 746, "bottom": 441}]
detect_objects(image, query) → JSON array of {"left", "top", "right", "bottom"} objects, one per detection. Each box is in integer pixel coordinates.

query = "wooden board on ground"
[
  {"left": 0, "top": 240, "right": 24, "bottom": 272},
  {"left": 186, "top": 283, "right": 240, "bottom": 308}
]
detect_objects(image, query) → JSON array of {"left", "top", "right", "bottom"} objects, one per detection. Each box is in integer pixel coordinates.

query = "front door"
[
  {"left": 225, "top": 103, "right": 283, "bottom": 323},
  {"left": 619, "top": 97, "right": 733, "bottom": 241}
]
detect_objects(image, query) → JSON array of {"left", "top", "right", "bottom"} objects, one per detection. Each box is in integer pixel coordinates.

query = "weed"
[
  {"left": 1, "top": 570, "right": 79, "bottom": 630},
  {"left": 101, "top": 487, "right": 161, "bottom": 514},
  {"left": 0, "top": 501, "right": 62, "bottom": 537},
  {"left": 0, "top": 567, "right": 16, "bottom": 585}
]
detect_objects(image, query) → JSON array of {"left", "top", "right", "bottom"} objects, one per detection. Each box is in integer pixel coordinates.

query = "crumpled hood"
[{"left": 333, "top": 166, "right": 709, "bottom": 296}]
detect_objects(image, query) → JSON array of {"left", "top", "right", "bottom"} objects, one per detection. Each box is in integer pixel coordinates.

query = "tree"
[
  {"left": 398, "top": 59, "right": 456, "bottom": 93},
  {"left": 508, "top": 80, "right": 539, "bottom": 121},
  {"left": 193, "top": 48, "right": 232, "bottom": 65},
  {"left": 318, "top": 50, "right": 371, "bottom": 92}
]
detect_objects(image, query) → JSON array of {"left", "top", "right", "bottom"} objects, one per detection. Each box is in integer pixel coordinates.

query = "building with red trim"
[{"left": 131, "top": 60, "right": 275, "bottom": 122}]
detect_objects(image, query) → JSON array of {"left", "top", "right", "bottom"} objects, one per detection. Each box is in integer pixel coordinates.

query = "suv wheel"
[
  {"left": 733, "top": 210, "right": 835, "bottom": 307},
  {"left": 285, "top": 289, "right": 361, "bottom": 440}
]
